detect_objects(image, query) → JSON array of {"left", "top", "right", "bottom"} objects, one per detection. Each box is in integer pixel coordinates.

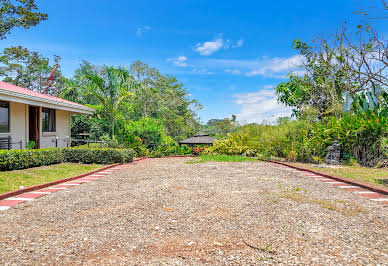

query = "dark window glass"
[
  {"left": 42, "top": 108, "right": 56, "bottom": 132},
  {"left": 0, "top": 101, "right": 9, "bottom": 133}
]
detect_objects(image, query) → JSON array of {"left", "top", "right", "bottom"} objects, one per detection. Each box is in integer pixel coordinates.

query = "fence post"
[{"left": 7, "top": 136, "right": 11, "bottom": 150}]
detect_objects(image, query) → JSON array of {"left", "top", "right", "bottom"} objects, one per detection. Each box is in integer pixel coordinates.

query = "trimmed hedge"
[
  {"left": 0, "top": 148, "right": 134, "bottom": 171},
  {"left": 0, "top": 148, "right": 64, "bottom": 171},
  {"left": 63, "top": 148, "right": 134, "bottom": 164}
]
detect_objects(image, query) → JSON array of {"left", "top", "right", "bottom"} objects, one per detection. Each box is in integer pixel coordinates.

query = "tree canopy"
[
  {"left": 0, "top": 0, "right": 48, "bottom": 39},
  {"left": 0, "top": 45, "right": 64, "bottom": 93}
]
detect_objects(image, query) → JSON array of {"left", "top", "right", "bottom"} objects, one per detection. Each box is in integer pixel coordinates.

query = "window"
[
  {"left": 42, "top": 108, "right": 56, "bottom": 132},
  {"left": 0, "top": 101, "right": 9, "bottom": 133}
]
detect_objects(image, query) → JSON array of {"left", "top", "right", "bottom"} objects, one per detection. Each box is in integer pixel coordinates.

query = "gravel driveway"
[{"left": 0, "top": 158, "right": 387, "bottom": 265}]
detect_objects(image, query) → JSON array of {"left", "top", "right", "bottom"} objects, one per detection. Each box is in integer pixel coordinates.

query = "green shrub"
[
  {"left": 150, "top": 144, "right": 191, "bottom": 157},
  {"left": 118, "top": 117, "right": 165, "bottom": 150},
  {"left": 0, "top": 148, "right": 64, "bottom": 171},
  {"left": 206, "top": 113, "right": 387, "bottom": 167},
  {"left": 62, "top": 148, "right": 133, "bottom": 164},
  {"left": 0, "top": 147, "right": 134, "bottom": 171}
]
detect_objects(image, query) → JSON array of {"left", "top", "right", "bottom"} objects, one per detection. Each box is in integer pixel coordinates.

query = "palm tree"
[{"left": 83, "top": 66, "right": 136, "bottom": 138}]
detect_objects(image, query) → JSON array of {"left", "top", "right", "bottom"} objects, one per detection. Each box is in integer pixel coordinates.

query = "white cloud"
[
  {"left": 194, "top": 37, "right": 244, "bottom": 56},
  {"left": 194, "top": 38, "right": 224, "bottom": 55},
  {"left": 246, "top": 55, "right": 303, "bottom": 77},
  {"left": 136, "top": 26, "right": 151, "bottom": 37},
  {"left": 232, "top": 39, "right": 244, "bottom": 48},
  {"left": 224, "top": 69, "right": 242, "bottom": 75},
  {"left": 234, "top": 89, "right": 292, "bottom": 124},
  {"left": 168, "top": 56, "right": 188, "bottom": 67},
  {"left": 192, "top": 68, "right": 213, "bottom": 75},
  {"left": 263, "top": 84, "right": 275, "bottom": 89}
]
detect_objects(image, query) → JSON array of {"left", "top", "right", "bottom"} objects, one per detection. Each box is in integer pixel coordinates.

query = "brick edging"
[
  {"left": 0, "top": 163, "right": 120, "bottom": 200},
  {"left": 265, "top": 159, "right": 388, "bottom": 195}
]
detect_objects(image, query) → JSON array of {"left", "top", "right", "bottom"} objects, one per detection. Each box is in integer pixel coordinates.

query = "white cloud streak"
[
  {"left": 194, "top": 38, "right": 224, "bottom": 55},
  {"left": 136, "top": 26, "right": 151, "bottom": 37},
  {"left": 167, "top": 56, "right": 188, "bottom": 67},
  {"left": 246, "top": 55, "right": 304, "bottom": 77},
  {"left": 234, "top": 89, "right": 292, "bottom": 124},
  {"left": 224, "top": 69, "right": 242, "bottom": 75},
  {"left": 194, "top": 38, "right": 244, "bottom": 56}
]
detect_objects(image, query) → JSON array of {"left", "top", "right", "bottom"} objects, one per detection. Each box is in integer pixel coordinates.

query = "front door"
[{"left": 29, "top": 106, "right": 40, "bottom": 149}]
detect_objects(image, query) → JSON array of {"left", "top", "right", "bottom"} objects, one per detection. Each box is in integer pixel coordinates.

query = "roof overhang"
[{"left": 0, "top": 88, "right": 94, "bottom": 114}]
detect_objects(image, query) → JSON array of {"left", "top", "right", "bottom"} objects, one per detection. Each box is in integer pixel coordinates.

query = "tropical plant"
[{"left": 82, "top": 66, "right": 136, "bottom": 138}]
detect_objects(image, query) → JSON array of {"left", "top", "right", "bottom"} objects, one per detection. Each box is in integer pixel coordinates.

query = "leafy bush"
[
  {"left": 63, "top": 148, "right": 134, "bottom": 164},
  {"left": 206, "top": 113, "right": 387, "bottom": 167},
  {"left": 0, "top": 148, "right": 64, "bottom": 171},
  {"left": 150, "top": 144, "right": 191, "bottom": 157},
  {"left": 118, "top": 117, "right": 165, "bottom": 150},
  {"left": 0, "top": 148, "right": 134, "bottom": 171},
  {"left": 25, "top": 141, "right": 36, "bottom": 149},
  {"left": 191, "top": 147, "right": 207, "bottom": 155}
]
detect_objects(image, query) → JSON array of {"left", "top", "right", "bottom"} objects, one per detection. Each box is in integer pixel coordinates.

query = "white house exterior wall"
[
  {"left": 40, "top": 109, "right": 71, "bottom": 148},
  {"left": 0, "top": 102, "right": 72, "bottom": 149},
  {"left": 0, "top": 102, "right": 26, "bottom": 149}
]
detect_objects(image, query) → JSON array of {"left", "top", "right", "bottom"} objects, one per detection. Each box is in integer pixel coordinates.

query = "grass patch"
[
  {"left": 0, "top": 163, "right": 104, "bottom": 194},
  {"left": 187, "top": 155, "right": 259, "bottom": 164},
  {"left": 279, "top": 191, "right": 368, "bottom": 216},
  {"left": 288, "top": 162, "right": 388, "bottom": 190}
]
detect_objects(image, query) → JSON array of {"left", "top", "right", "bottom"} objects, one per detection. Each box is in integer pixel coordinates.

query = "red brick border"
[
  {"left": 0, "top": 163, "right": 120, "bottom": 201},
  {"left": 266, "top": 160, "right": 388, "bottom": 196}
]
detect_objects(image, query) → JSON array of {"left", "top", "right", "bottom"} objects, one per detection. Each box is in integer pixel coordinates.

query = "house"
[{"left": 0, "top": 81, "right": 93, "bottom": 149}]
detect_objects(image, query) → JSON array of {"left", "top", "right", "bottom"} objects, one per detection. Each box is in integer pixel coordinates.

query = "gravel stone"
[{"left": 0, "top": 158, "right": 386, "bottom": 265}]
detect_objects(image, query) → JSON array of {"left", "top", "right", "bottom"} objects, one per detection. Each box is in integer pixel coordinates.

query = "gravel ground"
[{"left": 0, "top": 158, "right": 387, "bottom": 265}]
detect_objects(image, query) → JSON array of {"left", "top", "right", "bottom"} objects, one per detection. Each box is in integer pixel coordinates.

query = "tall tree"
[
  {"left": 0, "top": 45, "right": 64, "bottom": 93},
  {"left": 276, "top": 22, "right": 387, "bottom": 118},
  {"left": 82, "top": 66, "right": 136, "bottom": 138},
  {"left": 0, "top": 0, "right": 48, "bottom": 39}
]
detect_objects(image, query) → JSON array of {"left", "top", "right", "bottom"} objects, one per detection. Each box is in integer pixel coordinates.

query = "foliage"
[
  {"left": 0, "top": 0, "right": 48, "bottom": 39},
  {"left": 70, "top": 114, "right": 105, "bottom": 140},
  {"left": 62, "top": 60, "right": 201, "bottom": 142},
  {"left": 276, "top": 23, "right": 388, "bottom": 119},
  {"left": 0, "top": 147, "right": 134, "bottom": 171},
  {"left": 63, "top": 148, "right": 133, "bottom": 164},
  {"left": 0, "top": 46, "right": 64, "bottom": 93},
  {"left": 206, "top": 131, "right": 259, "bottom": 157},
  {"left": 81, "top": 66, "right": 136, "bottom": 138},
  {"left": 206, "top": 113, "right": 387, "bottom": 167},
  {"left": 25, "top": 141, "right": 35, "bottom": 149},
  {"left": 202, "top": 115, "right": 239, "bottom": 137},
  {"left": 149, "top": 144, "right": 191, "bottom": 158},
  {"left": 187, "top": 155, "right": 258, "bottom": 164},
  {"left": 191, "top": 147, "right": 207, "bottom": 155},
  {"left": 117, "top": 117, "right": 165, "bottom": 150},
  {"left": 0, "top": 148, "right": 64, "bottom": 171},
  {"left": 128, "top": 60, "right": 201, "bottom": 140}
]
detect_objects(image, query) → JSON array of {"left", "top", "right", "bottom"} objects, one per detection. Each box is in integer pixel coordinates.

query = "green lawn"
[
  {"left": 187, "top": 154, "right": 259, "bottom": 163},
  {"left": 288, "top": 162, "right": 388, "bottom": 190},
  {"left": 0, "top": 163, "right": 105, "bottom": 194}
]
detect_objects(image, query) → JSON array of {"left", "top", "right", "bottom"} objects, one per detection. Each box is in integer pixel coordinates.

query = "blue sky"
[{"left": 0, "top": 0, "right": 382, "bottom": 123}]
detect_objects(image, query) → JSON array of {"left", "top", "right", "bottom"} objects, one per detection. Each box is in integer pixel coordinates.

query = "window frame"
[
  {"left": 0, "top": 101, "right": 10, "bottom": 133},
  {"left": 42, "top": 107, "right": 56, "bottom": 133}
]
